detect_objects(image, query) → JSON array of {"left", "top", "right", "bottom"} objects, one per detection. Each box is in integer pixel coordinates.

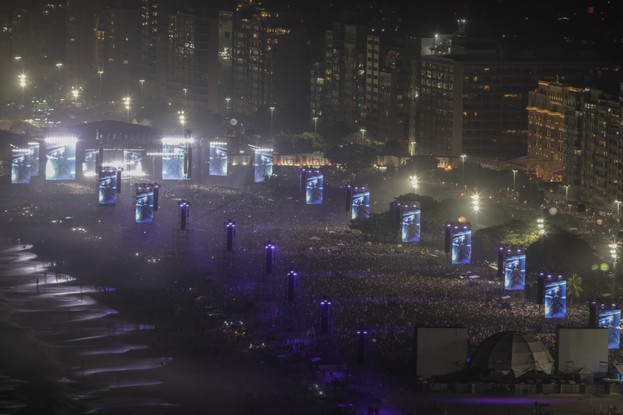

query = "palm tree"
[{"left": 566, "top": 273, "right": 584, "bottom": 307}]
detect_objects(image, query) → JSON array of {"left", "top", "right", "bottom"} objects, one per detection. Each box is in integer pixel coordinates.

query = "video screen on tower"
[
  {"left": 401, "top": 204, "right": 421, "bottom": 243},
  {"left": 598, "top": 308, "right": 621, "bottom": 349},
  {"left": 254, "top": 150, "right": 273, "bottom": 183},
  {"left": 29, "top": 142, "right": 39, "bottom": 177},
  {"left": 504, "top": 253, "right": 526, "bottom": 290},
  {"left": 209, "top": 142, "right": 228, "bottom": 176},
  {"left": 451, "top": 226, "right": 471, "bottom": 264},
  {"left": 305, "top": 172, "right": 324, "bottom": 205},
  {"left": 98, "top": 168, "right": 117, "bottom": 205},
  {"left": 82, "top": 149, "right": 98, "bottom": 177},
  {"left": 135, "top": 185, "right": 154, "bottom": 223},
  {"left": 351, "top": 190, "right": 370, "bottom": 220},
  {"left": 124, "top": 149, "right": 145, "bottom": 176},
  {"left": 162, "top": 144, "right": 190, "bottom": 180},
  {"left": 11, "top": 147, "right": 31, "bottom": 184},
  {"left": 544, "top": 279, "right": 566, "bottom": 318},
  {"left": 45, "top": 142, "right": 76, "bottom": 180}
]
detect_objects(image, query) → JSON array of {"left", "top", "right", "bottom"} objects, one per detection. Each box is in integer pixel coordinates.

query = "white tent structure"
[{"left": 472, "top": 331, "right": 554, "bottom": 378}]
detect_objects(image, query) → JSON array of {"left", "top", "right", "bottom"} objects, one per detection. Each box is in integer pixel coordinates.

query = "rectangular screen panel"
[
  {"left": 123, "top": 149, "right": 145, "bottom": 176},
  {"left": 83, "top": 149, "right": 98, "bottom": 177},
  {"left": 11, "top": 147, "right": 31, "bottom": 184},
  {"left": 162, "top": 144, "right": 189, "bottom": 180},
  {"left": 135, "top": 185, "right": 154, "bottom": 223},
  {"left": 45, "top": 142, "right": 76, "bottom": 180},
  {"left": 29, "top": 142, "right": 39, "bottom": 177},
  {"left": 544, "top": 280, "right": 566, "bottom": 318},
  {"left": 401, "top": 204, "right": 421, "bottom": 243},
  {"left": 451, "top": 227, "right": 471, "bottom": 264},
  {"left": 504, "top": 253, "right": 526, "bottom": 290},
  {"left": 305, "top": 172, "right": 323, "bottom": 205},
  {"left": 254, "top": 150, "right": 273, "bottom": 183},
  {"left": 98, "top": 168, "right": 117, "bottom": 205},
  {"left": 209, "top": 142, "right": 228, "bottom": 176},
  {"left": 351, "top": 190, "right": 370, "bottom": 220},
  {"left": 598, "top": 309, "right": 621, "bottom": 349}
]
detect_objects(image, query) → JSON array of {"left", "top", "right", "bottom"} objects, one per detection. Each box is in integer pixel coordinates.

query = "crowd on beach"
[{"left": 0, "top": 175, "right": 609, "bottom": 414}]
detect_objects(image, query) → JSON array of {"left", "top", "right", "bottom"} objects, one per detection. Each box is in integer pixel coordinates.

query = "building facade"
[
  {"left": 564, "top": 85, "right": 623, "bottom": 208},
  {"left": 527, "top": 81, "right": 580, "bottom": 181}
]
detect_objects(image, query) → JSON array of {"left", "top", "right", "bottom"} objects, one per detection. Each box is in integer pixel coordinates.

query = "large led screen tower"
[
  {"left": 135, "top": 183, "right": 155, "bottom": 223},
  {"left": 305, "top": 170, "right": 324, "bottom": 205},
  {"left": 11, "top": 146, "right": 31, "bottom": 184},
  {"left": 162, "top": 134, "right": 192, "bottom": 180},
  {"left": 503, "top": 249, "right": 526, "bottom": 291},
  {"left": 98, "top": 167, "right": 117, "bottom": 205},
  {"left": 598, "top": 305, "right": 621, "bottom": 349},
  {"left": 401, "top": 203, "right": 421, "bottom": 243},
  {"left": 544, "top": 275, "right": 566, "bottom": 318},
  {"left": 451, "top": 223, "right": 472, "bottom": 264},
  {"left": 45, "top": 135, "right": 77, "bottom": 180},
  {"left": 209, "top": 142, "right": 228, "bottom": 176},
  {"left": 254, "top": 148, "right": 273, "bottom": 183},
  {"left": 123, "top": 149, "right": 145, "bottom": 176},
  {"left": 82, "top": 149, "right": 99, "bottom": 177},
  {"left": 28, "top": 142, "right": 39, "bottom": 177},
  {"left": 351, "top": 187, "right": 370, "bottom": 220}
]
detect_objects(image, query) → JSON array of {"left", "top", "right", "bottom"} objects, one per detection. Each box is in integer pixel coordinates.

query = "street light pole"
[
  {"left": 360, "top": 128, "right": 366, "bottom": 144},
  {"left": 610, "top": 240, "right": 618, "bottom": 296},
  {"left": 460, "top": 154, "right": 467, "bottom": 186},
  {"left": 313, "top": 116, "right": 318, "bottom": 133},
  {"left": 269, "top": 106, "right": 275, "bottom": 134},
  {"left": 564, "top": 184, "right": 570, "bottom": 204},
  {"left": 98, "top": 70, "right": 104, "bottom": 100}
]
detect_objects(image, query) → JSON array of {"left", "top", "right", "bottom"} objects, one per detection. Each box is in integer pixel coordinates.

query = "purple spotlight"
[
  {"left": 300, "top": 167, "right": 307, "bottom": 194},
  {"left": 116, "top": 169, "right": 122, "bottom": 193},
  {"left": 225, "top": 219, "right": 236, "bottom": 251},
  {"left": 444, "top": 222, "right": 453, "bottom": 253},
  {"left": 265, "top": 241, "right": 276, "bottom": 274},
  {"left": 178, "top": 200, "right": 190, "bottom": 230},
  {"left": 356, "top": 330, "right": 367, "bottom": 364},
  {"left": 152, "top": 183, "right": 160, "bottom": 211},
  {"left": 320, "top": 298, "right": 331, "bottom": 334},
  {"left": 287, "top": 269, "right": 297, "bottom": 303},
  {"left": 344, "top": 184, "right": 352, "bottom": 211},
  {"left": 588, "top": 300, "right": 598, "bottom": 328}
]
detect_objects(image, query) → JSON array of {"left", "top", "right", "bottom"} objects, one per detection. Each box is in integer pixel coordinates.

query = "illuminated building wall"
[
  {"left": 417, "top": 42, "right": 603, "bottom": 158},
  {"left": 527, "top": 81, "right": 579, "bottom": 182}
]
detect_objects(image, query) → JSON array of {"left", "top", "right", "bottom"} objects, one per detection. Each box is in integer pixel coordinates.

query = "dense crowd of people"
[{"left": 1, "top": 173, "right": 614, "bottom": 414}]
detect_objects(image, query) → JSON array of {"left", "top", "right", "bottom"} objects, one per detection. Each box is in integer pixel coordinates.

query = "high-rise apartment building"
[
  {"left": 94, "top": 5, "right": 140, "bottom": 82},
  {"left": 230, "top": 4, "right": 307, "bottom": 115},
  {"left": 564, "top": 84, "right": 623, "bottom": 208},
  {"left": 526, "top": 81, "right": 580, "bottom": 181},
  {"left": 417, "top": 39, "right": 603, "bottom": 158},
  {"left": 166, "top": 10, "right": 218, "bottom": 111}
]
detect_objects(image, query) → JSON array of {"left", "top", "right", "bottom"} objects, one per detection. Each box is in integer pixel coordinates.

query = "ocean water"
[{"left": 0, "top": 243, "right": 172, "bottom": 415}]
